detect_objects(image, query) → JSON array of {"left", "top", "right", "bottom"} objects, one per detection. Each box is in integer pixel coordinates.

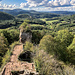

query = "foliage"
[
  {"left": 0, "top": 19, "right": 23, "bottom": 29},
  {"left": 24, "top": 41, "right": 33, "bottom": 52},
  {"left": 68, "top": 36, "right": 75, "bottom": 64},
  {"left": 0, "top": 12, "right": 15, "bottom": 20},
  {"left": 17, "top": 14, "right": 30, "bottom": 18},
  {"left": 34, "top": 49, "right": 75, "bottom": 75},
  {"left": 19, "top": 21, "right": 31, "bottom": 33},
  {"left": 55, "top": 29, "right": 74, "bottom": 47},
  {"left": 2, "top": 50, "right": 11, "bottom": 66},
  {"left": 29, "top": 19, "right": 46, "bottom": 25},
  {"left": 46, "top": 20, "right": 59, "bottom": 24},
  {"left": 0, "top": 33, "right": 8, "bottom": 56},
  {"left": 32, "top": 31, "right": 43, "bottom": 44},
  {"left": 0, "top": 49, "right": 12, "bottom": 72},
  {"left": 0, "top": 30, "right": 19, "bottom": 44},
  {"left": 31, "top": 25, "right": 45, "bottom": 30},
  {"left": 10, "top": 41, "right": 20, "bottom": 50},
  {"left": 0, "top": 11, "right": 75, "bottom": 74},
  {"left": 0, "top": 57, "right": 2, "bottom": 67},
  {"left": 39, "top": 35, "right": 68, "bottom": 62},
  {"left": 0, "top": 33, "right": 8, "bottom": 67}
]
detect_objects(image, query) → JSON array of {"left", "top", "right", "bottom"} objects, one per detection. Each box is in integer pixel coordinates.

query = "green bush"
[
  {"left": 0, "top": 33, "right": 8, "bottom": 56},
  {"left": 29, "top": 19, "right": 46, "bottom": 25},
  {"left": 32, "top": 31, "right": 43, "bottom": 44},
  {"left": 24, "top": 41, "right": 33, "bottom": 52},
  {"left": 34, "top": 49, "right": 75, "bottom": 75},
  {"left": 0, "top": 57, "right": 2, "bottom": 67},
  {"left": 0, "top": 32, "right": 9, "bottom": 68},
  {"left": 68, "top": 36, "right": 75, "bottom": 64},
  {"left": 0, "top": 49, "right": 12, "bottom": 72},
  {"left": 0, "top": 30, "right": 19, "bottom": 44},
  {"left": 19, "top": 21, "right": 31, "bottom": 33},
  {"left": 10, "top": 41, "right": 20, "bottom": 51},
  {"left": 2, "top": 50, "right": 11, "bottom": 65},
  {"left": 17, "top": 14, "right": 30, "bottom": 18},
  {"left": 55, "top": 29, "right": 74, "bottom": 47},
  {"left": 0, "top": 12, "right": 15, "bottom": 20},
  {"left": 39, "top": 35, "right": 68, "bottom": 62}
]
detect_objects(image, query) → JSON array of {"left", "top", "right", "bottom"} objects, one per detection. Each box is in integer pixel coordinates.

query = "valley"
[{"left": 0, "top": 9, "right": 75, "bottom": 75}]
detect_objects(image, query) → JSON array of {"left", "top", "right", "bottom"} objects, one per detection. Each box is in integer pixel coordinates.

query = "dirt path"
[{"left": 0, "top": 44, "right": 37, "bottom": 75}]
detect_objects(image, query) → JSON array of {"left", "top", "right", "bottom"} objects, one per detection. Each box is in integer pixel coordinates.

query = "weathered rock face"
[
  {"left": 19, "top": 30, "right": 32, "bottom": 43},
  {"left": 0, "top": 44, "right": 38, "bottom": 75}
]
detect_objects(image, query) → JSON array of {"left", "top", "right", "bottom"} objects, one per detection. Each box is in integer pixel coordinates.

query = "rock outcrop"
[
  {"left": 0, "top": 44, "right": 38, "bottom": 75},
  {"left": 19, "top": 29, "right": 32, "bottom": 43}
]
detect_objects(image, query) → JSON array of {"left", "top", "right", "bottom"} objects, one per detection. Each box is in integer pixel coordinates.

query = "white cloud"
[
  {"left": 20, "top": 0, "right": 48, "bottom": 7},
  {"left": 20, "top": 2, "right": 29, "bottom": 8},
  {"left": 0, "top": 3, "right": 17, "bottom": 9},
  {"left": 0, "top": 0, "right": 17, "bottom": 9},
  {"left": 3, "top": 4, "right": 17, "bottom": 8},
  {"left": 53, "top": 0, "right": 61, "bottom": 6},
  {"left": 0, "top": 0, "right": 75, "bottom": 11},
  {"left": 48, "top": 0, "right": 61, "bottom": 7},
  {"left": 60, "top": 0, "right": 71, "bottom": 6},
  {"left": 19, "top": 0, "right": 75, "bottom": 11},
  {"left": 20, "top": 0, "right": 75, "bottom": 8},
  {"left": 70, "top": 0, "right": 75, "bottom": 5},
  {"left": 0, "top": 3, "right": 3, "bottom": 8},
  {"left": 3, "top": 4, "right": 8, "bottom": 8}
]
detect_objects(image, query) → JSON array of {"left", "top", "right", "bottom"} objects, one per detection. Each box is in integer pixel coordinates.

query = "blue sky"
[
  {"left": 2, "top": 0, "right": 27, "bottom": 5},
  {"left": 0, "top": 0, "right": 75, "bottom": 11}
]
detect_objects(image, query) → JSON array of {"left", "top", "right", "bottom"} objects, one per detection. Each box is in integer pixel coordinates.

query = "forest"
[{"left": 0, "top": 11, "right": 75, "bottom": 75}]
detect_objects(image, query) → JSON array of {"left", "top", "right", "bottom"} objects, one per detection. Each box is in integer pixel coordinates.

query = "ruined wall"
[{"left": 19, "top": 30, "right": 32, "bottom": 43}]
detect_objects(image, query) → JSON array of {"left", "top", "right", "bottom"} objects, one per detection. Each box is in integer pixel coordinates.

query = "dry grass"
[{"left": 33, "top": 49, "right": 75, "bottom": 75}]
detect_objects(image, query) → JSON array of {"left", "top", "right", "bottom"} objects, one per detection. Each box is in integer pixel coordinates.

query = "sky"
[{"left": 0, "top": 0, "right": 75, "bottom": 11}]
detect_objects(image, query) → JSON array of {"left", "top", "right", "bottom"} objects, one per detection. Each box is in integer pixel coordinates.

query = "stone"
[{"left": 19, "top": 29, "right": 32, "bottom": 43}]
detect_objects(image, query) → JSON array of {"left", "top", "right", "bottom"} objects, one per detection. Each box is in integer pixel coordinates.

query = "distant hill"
[
  {"left": 0, "top": 9, "right": 60, "bottom": 18},
  {"left": 0, "top": 12, "right": 15, "bottom": 20},
  {"left": 49, "top": 11, "right": 75, "bottom": 15},
  {"left": 17, "top": 14, "right": 30, "bottom": 18},
  {"left": 0, "top": 9, "right": 75, "bottom": 16},
  {"left": 0, "top": 9, "right": 37, "bottom": 16}
]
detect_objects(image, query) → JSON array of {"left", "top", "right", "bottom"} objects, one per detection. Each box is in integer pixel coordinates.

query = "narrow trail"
[{"left": 0, "top": 44, "right": 37, "bottom": 75}]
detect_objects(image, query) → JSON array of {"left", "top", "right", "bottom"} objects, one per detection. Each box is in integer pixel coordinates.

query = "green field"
[
  {"left": 40, "top": 18, "right": 47, "bottom": 21},
  {"left": 46, "top": 20, "right": 59, "bottom": 24},
  {"left": 40, "top": 18, "right": 59, "bottom": 24}
]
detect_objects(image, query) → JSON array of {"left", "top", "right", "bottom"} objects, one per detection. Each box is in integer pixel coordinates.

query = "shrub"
[
  {"left": 0, "top": 33, "right": 8, "bottom": 67},
  {"left": 39, "top": 35, "right": 68, "bottom": 62},
  {"left": 55, "top": 29, "right": 74, "bottom": 47},
  {"left": 68, "top": 36, "right": 75, "bottom": 64},
  {"left": 2, "top": 50, "right": 11, "bottom": 65},
  {"left": 19, "top": 21, "right": 31, "bottom": 33},
  {"left": 0, "top": 57, "right": 2, "bottom": 67},
  {"left": 0, "top": 49, "right": 12, "bottom": 72},
  {"left": 10, "top": 41, "right": 20, "bottom": 51},
  {"left": 24, "top": 41, "right": 33, "bottom": 52},
  {"left": 0, "top": 30, "right": 19, "bottom": 44},
  {"left": 32, "top": 31, "right": 43, "bottom": 44},
  {"left": 29, "top": 19, "right": 46, "bottom": 25},
  {"left": 34, "top": 50, "right": 75, "bottom": 75}
]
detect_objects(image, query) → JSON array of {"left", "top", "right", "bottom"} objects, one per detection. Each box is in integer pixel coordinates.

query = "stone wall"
[{"left": 19, "top": 30, "right": 32, "bottom": 43}]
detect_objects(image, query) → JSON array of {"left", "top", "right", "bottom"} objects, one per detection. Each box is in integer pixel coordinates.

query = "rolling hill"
[
  {"left": 1, "top": 9, "right": 75, "bottom": 15},
  {"left": 0, "top": 12, "right": 15, "bottom": 20},
  {"left": 49, "top": 11, "right": 75, "bottom": 15},
  {"left": 0, "top": 9, "right": 60, "bottom": 18}
]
